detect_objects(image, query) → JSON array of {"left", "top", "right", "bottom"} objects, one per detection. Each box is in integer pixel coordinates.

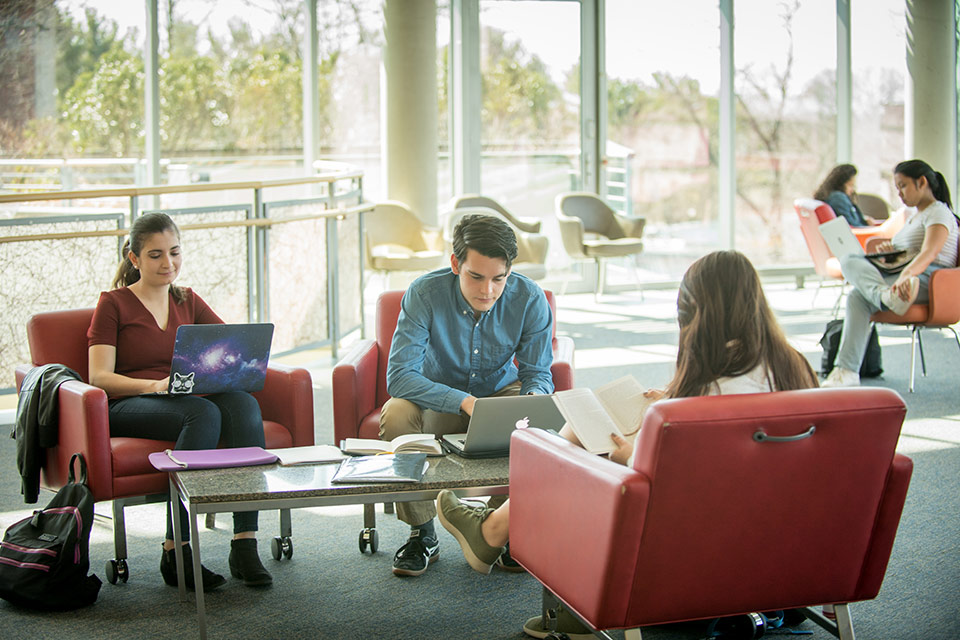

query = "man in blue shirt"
[{"left": 381, "top": 213, "right": 554, "bottom": 577}]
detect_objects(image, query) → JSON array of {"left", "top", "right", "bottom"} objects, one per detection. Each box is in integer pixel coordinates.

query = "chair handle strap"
[{"left": 753, "top": 425, "right": 816, "bottom": 443}]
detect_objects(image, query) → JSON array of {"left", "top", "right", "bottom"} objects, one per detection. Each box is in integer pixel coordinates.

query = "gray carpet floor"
[{"left": 1, "top": 283, "right": 958, "bottom": 639}]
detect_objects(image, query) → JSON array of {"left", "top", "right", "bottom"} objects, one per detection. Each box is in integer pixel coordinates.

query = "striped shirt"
[{"left": 892, "top": 200, "right": 959, "bottom": 267}]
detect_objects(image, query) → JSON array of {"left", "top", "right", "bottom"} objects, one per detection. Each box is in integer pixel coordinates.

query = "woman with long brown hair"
[{"left": 87, "top": 213, "right": 272, "bottom": 591}]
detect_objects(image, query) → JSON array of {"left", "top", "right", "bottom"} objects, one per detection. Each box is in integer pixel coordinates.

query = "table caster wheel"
[
  {"left": 105, "top": 559, "right": 118, "bottom": 584},
  {"left": 358, "top": 528, "right": 378, "bottom": 554},
  {"left": 272, "top": 535, "right": 293, "bottom": 561},
  {"left": 106, "top": 558, "right": 129, "bottom": 584}
]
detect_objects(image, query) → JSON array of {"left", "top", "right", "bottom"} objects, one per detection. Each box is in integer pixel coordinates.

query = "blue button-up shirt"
[{"left": 385, "top": 268, "right": 555, "bottom": 414}]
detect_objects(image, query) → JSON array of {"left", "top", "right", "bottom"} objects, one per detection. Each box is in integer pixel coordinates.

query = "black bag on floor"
[
  {"left": 0, "top": 453, "right": 101, "bottom": 610},
  {"left": 820, "top": 318, "right": 883, "bottom": 378}
]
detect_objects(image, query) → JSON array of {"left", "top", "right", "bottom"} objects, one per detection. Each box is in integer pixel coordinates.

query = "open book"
[
  {"left": 340, "top": 433, "right": 444, "bottom": 456},
  {"left": 552, "top": 375, "right": 656, "bottom": 455},
  {"left": 266, "top": 445, "right": 347, "bottom": 466}
]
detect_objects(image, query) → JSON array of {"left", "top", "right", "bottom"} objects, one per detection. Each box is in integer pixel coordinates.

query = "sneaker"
[
  {"left": 821, "top": 366, "right": 860, "bottom": 388},
  {"left": 494, "top": 542, "right": 526, "bottom": 573},
  {"left": 391, "top": 532, "right": 439, "bottom": 577},
  {"left": 881, "top": 276, "right": 920, "bottom": 315},
  {"left": 522, "top": 608, "right": 593, "bottom": 639},
  {"left": 436, "top": 489, "right": 504, "bottom": 575}
]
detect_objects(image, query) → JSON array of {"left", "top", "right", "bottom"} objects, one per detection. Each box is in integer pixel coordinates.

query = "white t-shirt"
[
  {"left": 891, "top": 200, "right": 959, "bottom": 267},
  {"left": 709, "top": 365, "right": 775, "bottom": 396},
  {"left": 625, "top": 365, "right": 774, "bottom": 467}
]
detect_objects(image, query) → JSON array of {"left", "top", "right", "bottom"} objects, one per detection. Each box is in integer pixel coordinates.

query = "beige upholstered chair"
[
  {"left": 451, "top": 194, "right": 542, "bottom": 233},
  {"left": 442, "top": 206, "right": 549, "bottom": 280},
  {"left": 856, "top": 193, "right": 891, "bottom": 221},
  {"left": 365, "top": 201, "right": 446, "bottom": 282},
  {"left": 555, "top": 192, "right": 645, "bottom": 296}
]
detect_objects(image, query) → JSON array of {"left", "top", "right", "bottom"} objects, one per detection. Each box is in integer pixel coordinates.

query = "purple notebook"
[{"left": 148, "top": 447, "right": 279, "bottom": 471}]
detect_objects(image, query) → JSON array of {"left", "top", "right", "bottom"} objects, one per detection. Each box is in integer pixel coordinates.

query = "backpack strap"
[{"left": 68, "top": 453, "right": 88, "bottom": 486}]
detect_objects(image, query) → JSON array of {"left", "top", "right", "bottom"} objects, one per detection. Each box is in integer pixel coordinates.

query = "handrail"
[
  {"left": 0, "top": 201, "right": 376, "bottom": 244},
  {"left": 0, "top": 168, "right": 363, "bottom": 204}
]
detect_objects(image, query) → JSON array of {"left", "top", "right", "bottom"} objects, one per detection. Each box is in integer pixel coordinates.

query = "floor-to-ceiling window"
[
  {"left": 604, "top": 0, "right": 721, "bottom": 281},
  {"left": 476, "top": 0, "right": 581, "bottom": 271},
  {"left": 851, "top": 0, "right": 906, "bottom": 206},
  {"left": 734, "top": 0, "right": 837, "bottom": 267}
]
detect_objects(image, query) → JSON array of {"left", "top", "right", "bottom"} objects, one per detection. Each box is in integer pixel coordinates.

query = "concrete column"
[
  {"left": 382, "top": 0, "right": 438, "bottom": 225},
  {"left": 905, "top": 0, "right": 957, "bottom": 192}
]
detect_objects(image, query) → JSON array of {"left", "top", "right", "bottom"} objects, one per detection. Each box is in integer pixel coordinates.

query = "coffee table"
[{"left": 168, "top": 454, "right": 510, "bottom": 639}]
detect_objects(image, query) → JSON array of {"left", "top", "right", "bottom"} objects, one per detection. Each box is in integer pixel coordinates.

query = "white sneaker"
[
  {"left": 821, "top": 367, "right": 860, "bottom": 387},
  {"left": 881, "top": 276, "right": 919, "bottom": 315}
]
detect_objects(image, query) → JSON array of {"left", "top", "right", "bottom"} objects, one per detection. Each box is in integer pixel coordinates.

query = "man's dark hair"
[{"left": 452, "top": 214, "right": 518, "bottom": 268}]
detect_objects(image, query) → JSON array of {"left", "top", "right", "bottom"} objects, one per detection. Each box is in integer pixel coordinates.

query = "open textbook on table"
[
  {"left": 552, "top": 375, "right": 655, "bottom": 455},
  {"left": 341, "top": 433, "right": 443, "bottom": 456}
]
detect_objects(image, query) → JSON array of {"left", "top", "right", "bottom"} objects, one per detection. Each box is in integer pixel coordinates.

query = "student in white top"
[
  {"left": 435, "top": 250, "right": 819, "bottom": 639},
  {"left": 823, "top": 159, "right": 960, "bottom": 387}
]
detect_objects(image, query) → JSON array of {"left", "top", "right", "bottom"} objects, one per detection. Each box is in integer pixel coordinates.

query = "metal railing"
[{"left": 0, "top": 161, "right": 371, "bottom": 391}]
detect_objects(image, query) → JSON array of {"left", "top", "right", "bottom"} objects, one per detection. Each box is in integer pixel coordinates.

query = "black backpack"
[
  {"left": 0, "top": 453, "right": 101, "bottom": 610},
  {"left": 819, "top": 318, "right": 883, "bottom": 378}
]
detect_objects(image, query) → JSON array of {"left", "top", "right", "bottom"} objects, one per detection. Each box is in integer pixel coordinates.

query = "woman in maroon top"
[{"left": 87, "top": 213, "right": 271, "bottom": 591}]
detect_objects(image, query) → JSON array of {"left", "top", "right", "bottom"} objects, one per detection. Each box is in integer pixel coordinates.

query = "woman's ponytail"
[
  {"left": 111, "top": 239, "right": 140, "bottom": 289},
  {"left": 931, "top": 170, "right": 953, "bottom": 211}
]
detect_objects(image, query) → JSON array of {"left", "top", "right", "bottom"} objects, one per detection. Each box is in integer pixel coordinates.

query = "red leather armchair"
[
  {"left": 15, "top": 308, "right": 314, "bottom": 583},
  {"left": 509, "top": 387, "right": 912, "bottom": 639},
  {"left": 332, "top": 288, "right": 574, "bottom": 444}
]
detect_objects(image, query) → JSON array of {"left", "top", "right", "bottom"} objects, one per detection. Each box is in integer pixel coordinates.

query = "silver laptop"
[
  {"left": 819, "top": 217, "right": 865, "bottom": 258},
  {"left": 441, "top": 394, "right": 567, "bottom": 458}
]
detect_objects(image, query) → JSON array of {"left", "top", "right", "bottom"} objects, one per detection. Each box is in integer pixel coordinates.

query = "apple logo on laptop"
[{"left": 515, "top": 416, "right": 530, "bottom": 429}]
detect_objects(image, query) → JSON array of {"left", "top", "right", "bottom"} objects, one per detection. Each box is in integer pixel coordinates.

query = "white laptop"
[
  {"left": 819, "top": 217, "right": 865, "bottom": 258},
  {"left": 441, "top": 394, "right": 567, "bottom": 459}
]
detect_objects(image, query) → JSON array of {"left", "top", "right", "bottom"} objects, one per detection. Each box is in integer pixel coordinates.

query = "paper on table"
[{"left": 266, "top": 444, "right": 347, "bottom": 465}]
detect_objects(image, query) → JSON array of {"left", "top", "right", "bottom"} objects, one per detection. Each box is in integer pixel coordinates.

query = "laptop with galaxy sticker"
[{"left": 164, "top": 323, "right": 274, "bottom": 395}]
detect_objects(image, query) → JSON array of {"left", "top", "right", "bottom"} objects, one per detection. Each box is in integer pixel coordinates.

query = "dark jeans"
[{"left": 109, "top": 392, "right": 265, "bottom": 541}]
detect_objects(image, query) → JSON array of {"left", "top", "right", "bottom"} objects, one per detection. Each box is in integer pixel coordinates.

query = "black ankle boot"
[
  {"left": 229, "top": 538, "right": 273, "bottom": 587},
  {"left": 160, "top": 544, "right": 226, "bottom": 591}
]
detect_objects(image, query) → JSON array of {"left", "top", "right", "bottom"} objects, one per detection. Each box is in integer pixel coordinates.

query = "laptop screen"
[{"left": 169, "top": 323, "right": 274, "bottom": 394}]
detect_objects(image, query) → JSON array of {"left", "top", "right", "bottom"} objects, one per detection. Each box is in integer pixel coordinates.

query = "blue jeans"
[{"left": 108, "top": 392, "right": 265, "bottom": 541}]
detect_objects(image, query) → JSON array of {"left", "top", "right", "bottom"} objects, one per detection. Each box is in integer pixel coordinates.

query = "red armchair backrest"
[
  {"left": 374, "top": 288, "right": 560, "bottom": 407},
  {"left": 27, "top": 308, "right": 95, "bottom": 383},
  {"left": 794, "top": 198, "right": 838, "bottom": 277},
  {"left": 628, "top": 387, "right": 909, "bottom": 623},
  {"left": 375, "top": 290, "right": 405, "bottom": 407}
]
